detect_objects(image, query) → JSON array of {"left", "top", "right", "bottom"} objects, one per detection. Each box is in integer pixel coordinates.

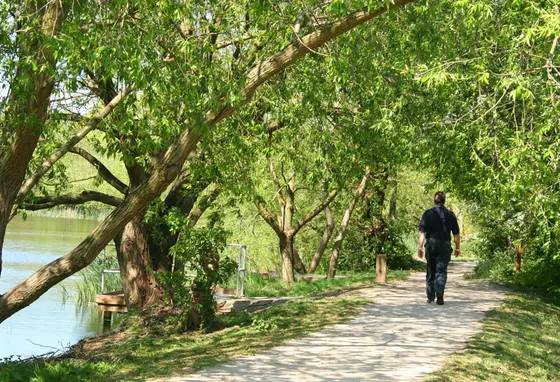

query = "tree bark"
[
  {"left": 309, "top": 193, "right": 335, "bottom": 273},
  {"left": 0, "top": 1, "right": 67, "bottom": 277},
  {"left": 187, "top": 185, "right": 221, "bottom": 228},
  {"left": 0, "top": 0, "right": 416, "bottom": 322},
  {"left": 388, "top": 177, "right": 397, "bottom": 222},
  {"left": 279, "top": 235, "right": 295, "bottom": 284},
  {"left": 328, "top": 169, "right": 370, "bottom": 278},
  {"left": 292, "top": 248, "right": 307, "bottom": 274},
  {"left": 115, "top": 215, "right": 163, "bottom": 309},
  {"left": 115, "top": 163, "right": 166, "bottom": 309}
]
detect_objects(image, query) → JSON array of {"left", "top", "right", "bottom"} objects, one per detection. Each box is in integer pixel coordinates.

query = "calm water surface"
[{"left": 0, "top": 216, "right": 110, "bottom": 359}]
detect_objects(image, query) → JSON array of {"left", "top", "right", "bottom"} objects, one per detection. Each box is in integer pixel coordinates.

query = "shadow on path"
[{"left": 164, "top": 262, "right": 508, "bottom": 382}]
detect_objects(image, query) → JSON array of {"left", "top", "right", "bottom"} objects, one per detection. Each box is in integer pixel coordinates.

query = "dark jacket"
[{"left": 418, "top": 205, "right": 460, "bottom": 241}]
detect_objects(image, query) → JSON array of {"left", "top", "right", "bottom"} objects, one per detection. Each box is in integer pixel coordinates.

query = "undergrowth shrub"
[
  {"left": 156, "top": 212, "right": 236, "bottom": 332},
  {"left": 337, "top": 221, "right": 417, "bottom": 272}
]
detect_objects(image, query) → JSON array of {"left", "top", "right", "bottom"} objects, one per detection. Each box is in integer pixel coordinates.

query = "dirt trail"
[{"left": 165, "top": 262, "right": 508, "bottom": 381}]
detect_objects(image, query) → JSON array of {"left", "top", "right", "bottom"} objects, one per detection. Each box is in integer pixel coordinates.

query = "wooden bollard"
[
  {"left": 375, "top": 254, "right": 387, "bottom": 283},
  {"left": 102, "top": 310, "right": 112, "bottom": 331},
  {"left": 515, "top": 246, "right": 522, "bottom": 273}
]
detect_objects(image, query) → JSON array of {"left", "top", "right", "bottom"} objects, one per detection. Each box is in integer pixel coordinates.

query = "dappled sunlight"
[{"left": 163, "top": 263, "right": 507, "bottom": 381}]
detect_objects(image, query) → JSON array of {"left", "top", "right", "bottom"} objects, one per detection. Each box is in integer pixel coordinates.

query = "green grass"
[
  {"left": 0, "top": 298, "right": 369, "bottom": 382},
  {"left": 425, "top": 293, "right": 560, "bottom": 382},
  {"left": 239, "top": 269, "right": 412, "bottom": 297}
]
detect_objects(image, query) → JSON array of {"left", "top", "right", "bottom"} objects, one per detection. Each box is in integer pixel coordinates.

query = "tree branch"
[
  {"left": 269, "top": 158, "right": 286, "bottom": 204},
  {"left": 69, "top": 147, "right": 128, "bottom": 195},
  {"left": 294, "top": 189, "right": 338, "bottom": 234},
  {"left": 239, "top": 0, "right": 415, "bottom": 100},
  {"left": 188, "top": 185, "right": 221, "bottom": 228},
  {"left": 11, "top": 88, "right": 130, "bottom": 218},
  {"left": 216, "top": 34, "right": 253, "bottom": 49},
  {"left": 21, "top": 191, "right": 123, "bottom": 210},
  {"left": 255, "top": 197, "right": 284, "bottom": 237}
]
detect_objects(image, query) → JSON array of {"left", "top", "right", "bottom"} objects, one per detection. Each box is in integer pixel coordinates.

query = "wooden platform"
[{"left": 95, "top": 291, "right": 127, "bottom": 313}]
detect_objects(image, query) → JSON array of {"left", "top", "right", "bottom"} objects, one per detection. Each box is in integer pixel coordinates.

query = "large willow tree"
[{"left": 0, "top": 0, "right": 418, "bottom": 322}]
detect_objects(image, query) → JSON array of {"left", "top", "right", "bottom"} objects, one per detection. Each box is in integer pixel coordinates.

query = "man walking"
[{"left": 417, "top": 191, "right": 460, "bottom": 305}]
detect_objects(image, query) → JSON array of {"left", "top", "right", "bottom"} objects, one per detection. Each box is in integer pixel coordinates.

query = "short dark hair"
[{"left": 434, "top": 191, "right": 446, "bottom": 205}]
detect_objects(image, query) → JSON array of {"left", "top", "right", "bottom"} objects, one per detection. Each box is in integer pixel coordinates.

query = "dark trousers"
[{"left": 425, "top": 238, "right": 451, "bottom": 300}]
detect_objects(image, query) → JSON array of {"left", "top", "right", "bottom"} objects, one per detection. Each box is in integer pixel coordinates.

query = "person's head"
[{"left": 434, "top": 191, "right": 446, "bottom": 205}]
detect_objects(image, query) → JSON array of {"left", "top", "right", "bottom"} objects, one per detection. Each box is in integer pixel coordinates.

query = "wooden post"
[
  {"left": 375, "top": 254, "right": 387, "bottom": 283},
  {"left": 103, "top": 310, "right": 112, "bottom": 331},
  {"left": 515, "top": 246, "right": 522, "bottom": 273}
]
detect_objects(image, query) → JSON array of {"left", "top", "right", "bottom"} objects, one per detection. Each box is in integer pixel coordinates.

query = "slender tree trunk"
[
  {"left": 292, "top": 248, "right": 307, "bottom": 274},
  {"left": 309, "top": 193, "right": 335, "bottom": 273},
  {"left": 388, "top": 177, "right": 397, "bottom": 222},
  {"left": 364, "top": 169, "right": 389, "bottom": 256},
  {"left": 328, "top": 169, "right": 370, "bottom": 278},
  {"left": 278, "top": 174, "right": 296, "bottom": 282}
]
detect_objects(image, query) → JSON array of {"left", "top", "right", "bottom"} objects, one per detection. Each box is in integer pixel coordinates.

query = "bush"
[
  {"left": 382, "top": 221, "right": 417, "bottom": 270},
  {"left": 336, "top": 221, "right": 418, "bottom": 272},
  {"left": 156, "top": 214, "right": 236, "bottom": 332}
]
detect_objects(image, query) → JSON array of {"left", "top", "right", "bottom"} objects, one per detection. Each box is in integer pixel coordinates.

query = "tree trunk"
[
  {"left": 388, "top": 178, "right": 397, "bottom": 222},
  {"left": 0, "top": 2, "right": 67, "bottom": 278},
  {"left": 292, "top": 248, "right": 307, "bottom": 274},
  {"left": 279, "top": 235, "right": 295, "bottom": 284},
  {"left": 115, "top": 163, "right": 164, "bottom": 309},
  {"left": 364, "top": 169, "right": 389, "bottom": 256},
  {"left": 115, "top": 215, "right": 163, "bottom": 309},
  {"left": 328, "top": 169, "right": 370, "bottom": 278},
  {"left": 309, "top": 194, "right": 335, "bottom": 273}
]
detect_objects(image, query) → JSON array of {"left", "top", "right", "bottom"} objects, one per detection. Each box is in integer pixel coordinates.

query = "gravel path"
[{"left": 165, "top": 262, "right": 508, "bottom": 381}]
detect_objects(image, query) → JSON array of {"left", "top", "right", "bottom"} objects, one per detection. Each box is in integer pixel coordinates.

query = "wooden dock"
[
  {"left": 95, "top": 290, "right": 127, "bottom": 312},
  {"left": 95, "top": 291, "right": 127, "bottom": 330}
]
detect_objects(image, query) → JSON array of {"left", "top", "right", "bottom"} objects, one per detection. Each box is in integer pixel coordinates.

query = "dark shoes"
[
  {"left": 436, "top": 294, "right": 444, "bottom": 305},
  {"left": 427, "top": 298, "right": 434, "bottom": 303}
]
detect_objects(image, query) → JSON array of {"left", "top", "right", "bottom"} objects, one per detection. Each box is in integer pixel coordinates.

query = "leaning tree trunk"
[
  {"left": 0, "top": 2, "right": 67, "bottom": 278},
  {"left": 309, "top": 193, "right": 335, "bottom": 273},
  {"left": 292, "top": 249, "right": 307, "bottom": 274},
  {"left": 328, "top": 169, "right": 370, "bottom": 278}
]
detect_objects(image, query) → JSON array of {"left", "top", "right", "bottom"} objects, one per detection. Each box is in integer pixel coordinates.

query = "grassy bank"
[
  {"left": 241, "top": 269, "right": 413, "bottom": 297},
  {"left": 0, "top": 298, "right": 368, "bottom": 382},
  {"left": 426, "top": 292, "right": 560, "bottom": 381}
]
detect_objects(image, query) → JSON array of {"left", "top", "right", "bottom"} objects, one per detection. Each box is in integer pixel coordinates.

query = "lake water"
[{"left": 0, "top": 216, "right": 112, "bottom": 360}]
